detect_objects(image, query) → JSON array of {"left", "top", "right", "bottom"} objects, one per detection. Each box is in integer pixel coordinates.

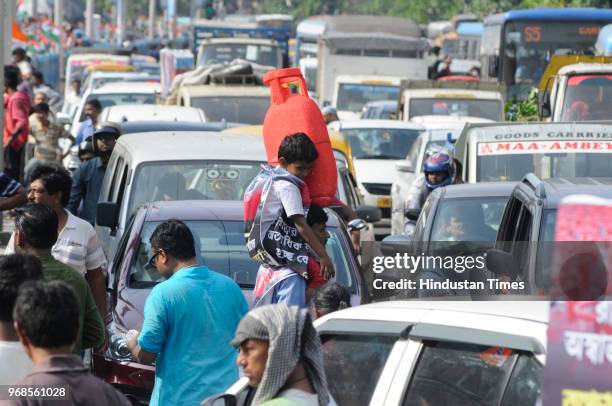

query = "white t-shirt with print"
[
  {"left": 0, "top": 341, "right": 32, "bottom": 385},
  {"left": 262, "top": 179, "right": 305, "bottom": 221}
]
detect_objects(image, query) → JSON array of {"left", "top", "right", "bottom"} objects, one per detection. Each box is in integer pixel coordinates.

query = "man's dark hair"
[
  {"left": 32, "top": 102, "right": 50, "bottom": 114},
  {"left": 86, "top": 99, "right": 102, "bottom": 111},
  {"left": 150, "top": 219, "right": 196, "bottom": 260},
  {"left": 0, "top": 255, "right": 43, "bottom": 322},
  {"left": 14, "top": 203, "right": 58, "bottom": 249},
  {"left": 307, "top": 205, "right": 328, "bottom": 226},
  {"left": 4, "top": 66, "right": 21, "bottom": 90},
  {"left": 32, "top": 70, "right": 44, "bottom": 82},
  {"left": 12, "top": 48, "right": 26, "bottom": 57},
  {"left": 13, "top": 280, "right": 80, "bottom": 348},
  {"left": 30, "top": 165, "right": 72, "bottom": 207},
  {"left": 278, "top": 133, "right": 319, "bottom": 164},
  {"left": 313, "top": 282, "right": 351, "bottom": 314}
]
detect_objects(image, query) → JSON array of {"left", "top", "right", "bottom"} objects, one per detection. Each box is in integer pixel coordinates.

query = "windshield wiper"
[{"left": 358, "top": 154, "right": 398, "bottom": 160}]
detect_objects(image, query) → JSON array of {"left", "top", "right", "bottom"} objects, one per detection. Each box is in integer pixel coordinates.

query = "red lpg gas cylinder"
[{"left": 263, "top": 68, "right": 337, "bottom": 207}]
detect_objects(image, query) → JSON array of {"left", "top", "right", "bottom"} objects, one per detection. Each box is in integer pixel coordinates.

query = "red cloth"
[
  {"left": 307, "top": 257, "right": 329, "bottom": 289},
  {"left": 4, "top": 90, "right": 31, "bottom": 151}
]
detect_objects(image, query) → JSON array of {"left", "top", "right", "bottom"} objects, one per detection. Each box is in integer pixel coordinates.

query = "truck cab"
[
  {"left": 332, "top": 75, "right": 403, "bottom": 121},
  {"left": 397, "top": 80, "right": 505, "bottom": 122},
  {"left": 196, "top": 38, "right": 283, "bottom": 69},
  {"left": 538, "top": 58, "right": 612, "bottom": 122}
]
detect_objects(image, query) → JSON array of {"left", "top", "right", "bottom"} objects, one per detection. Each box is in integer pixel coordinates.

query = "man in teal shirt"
[{"left": 127, "top": 220, "right": 248, "bottom": 405}]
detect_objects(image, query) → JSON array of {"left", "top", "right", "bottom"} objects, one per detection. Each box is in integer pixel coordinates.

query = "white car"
[
  {"left": 95, "top": 131, "right": 267, "bottom": 260},
  {"left": 99, "top": 104, "right": 206, "bottom": 123},
  {"left": 328, "top": 120, "right": 424, "bottom": 237},
  {"left": 390, "top": 116, "right": 494, "bottom": 236},
  {"left": 70, "top": 81, "right": 162, "bottom": 137},
  {"left": 81, "top": 71, "right": 159, "bottom": 94},
  {"left": 208, "top": 300, "right": 548, "bottom": 406}
]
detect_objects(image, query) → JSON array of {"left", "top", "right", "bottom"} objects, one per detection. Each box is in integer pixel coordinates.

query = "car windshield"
[
  {"left": 200, "top": 43, "right": 281, "bottom": 67},
  {"left": 128, "top": 222, "right": 355, "bottom": 290},
  {"left": 431, "top": 197, "right": 508, "bottom": 242},
  {"left": 128, "top": 161, "right": 262, "bottom": 218},
  {"left": 477, "top": 142, "right": 612, "bottom": 181},
  {"left": 190, "top": 96, "right": 269, "bottom": 124},
  {"left": 560, "top": 75, "right": 612, "bottom": 121},
  {"left": 409, "top": 98, "right": 502, "bottom": 121},
  {"left": 80, "top": 93, "right": 157, "bottom": 122},
  {"left": 336, "top": 84, "right": 399, "bottom": 112},
  {"left": 342, "top": 128, "right": 422, "bottom": 160}
]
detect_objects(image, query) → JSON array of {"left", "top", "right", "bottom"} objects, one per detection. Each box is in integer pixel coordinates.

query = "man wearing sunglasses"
[{"left": 127, "top": 219, "right": 248, "bottom": 406}]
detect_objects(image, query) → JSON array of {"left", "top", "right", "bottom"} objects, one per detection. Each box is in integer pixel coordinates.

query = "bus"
[{"left": 481, "top": 8, "right": 612, "bottom": 99}]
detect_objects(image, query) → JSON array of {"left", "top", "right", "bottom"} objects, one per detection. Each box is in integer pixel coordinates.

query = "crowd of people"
[{"left": 0, "top": 70, "right": 354, "bottom": 403}]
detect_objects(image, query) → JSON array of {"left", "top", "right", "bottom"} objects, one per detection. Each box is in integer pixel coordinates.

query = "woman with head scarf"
[{"left": 231, "top": 304, "right": 331, "bottom": 406}]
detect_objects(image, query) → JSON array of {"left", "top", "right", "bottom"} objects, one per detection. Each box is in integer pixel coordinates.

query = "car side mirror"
[
  {"left": 56, "top": 112, "right": 72, "bottom": 126},
  {"left": 347, "top": 218, "right": 367, "bottom": 233},
  {"left": 97, "top": 202, "right": 119, "bottom": 228},
  {"left": 538, "top": 90, "right": 551, "bottom": 118},
  {"left": 200, "top": 393, "right": 237, "bottom": 406},
  {"left": 395, "top": 160, "right": 414, "bottom": 173},
  {"left": 486, "top": 248, "right": 520, "bottom": 279},
  {"left": 355, "top": 205, "right": 382, "bottom": 223},
  {"left": 404, "top": 208, "right": 421, "bottom": 222},
  {"left": 488, "top": 55, "right": 499, "bottom": 78}
]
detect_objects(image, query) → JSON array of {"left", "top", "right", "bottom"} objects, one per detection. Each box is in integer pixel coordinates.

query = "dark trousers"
[{"left": 5, "top": 147, "right": 22, "bottom": 182}]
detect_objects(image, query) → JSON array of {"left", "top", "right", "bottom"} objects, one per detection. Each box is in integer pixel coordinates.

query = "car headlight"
[{"left": 107, "top": 322, "right": 132, "bottom": 361}]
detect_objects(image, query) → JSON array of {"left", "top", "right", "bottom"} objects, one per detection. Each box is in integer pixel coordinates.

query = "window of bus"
[
  {"left": 561, "top": 75, "right": 612, "bottom": 121},
  {"left": 336, "top": 84, "right": 399, "bottom": 113},
  {"left": 502, "top": 21, "right": 603, "bottom": 87}
]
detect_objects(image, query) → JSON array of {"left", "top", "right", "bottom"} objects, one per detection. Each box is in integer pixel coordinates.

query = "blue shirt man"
[
  {"left": 75, "top": 118, "right": 95, "bottom": 145},
  {"left": 127, "top": 220, "right": 248, "bottom": 406}
]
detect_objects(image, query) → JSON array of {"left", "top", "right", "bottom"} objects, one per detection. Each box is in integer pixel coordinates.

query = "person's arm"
[
  {"left": 66, "top": 164, "right": 85, "bottom": 215},
  {"left": 0, "top": 186, "right": 27, "bottom": 210},
  {"left": 128, "top": 290, "right": 166, "bottom": 364},
  {"left": 81, "top": 284, "right": 105, "bottom": 350},
  {"left": 293, "top": 215, "right": 335, "bottom": 279},
  {"left": 85, "top": 268, "right": 107, "bottom": 322}
]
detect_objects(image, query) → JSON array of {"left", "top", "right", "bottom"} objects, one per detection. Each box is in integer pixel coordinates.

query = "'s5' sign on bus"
[{"left": 523, "top": 26, "right": 542, "bottom": 42}]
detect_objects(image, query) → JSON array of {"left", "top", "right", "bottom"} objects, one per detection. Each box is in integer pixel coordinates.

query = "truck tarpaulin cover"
[{"left": 323, "top": 33, "right": 427, "bottom": 52}]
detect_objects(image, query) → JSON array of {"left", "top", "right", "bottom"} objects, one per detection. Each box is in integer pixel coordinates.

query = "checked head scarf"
[{"left": 231, "top": 304, "right": 330, "bottom": 406}]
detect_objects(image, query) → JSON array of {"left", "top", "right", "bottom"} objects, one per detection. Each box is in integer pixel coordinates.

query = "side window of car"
[
  {"left": 497, "top": 197, "right": 522, "bottom": 251},
  {"left": 320, "top": 334, "right": 397, "bottom": 406},
  {"left": 413, "top": 196, "right": 434, "bottom": 251},
  {"left": 513, "top": 206, "right": 533, "bottom": 275},
  {"left": 402, "top": 341, "right": 517, "bottom": 406},
  {"left": 501, "top": 355, "right": 542, "bottom": 406},
  {"left": 340, "top": 170, "right": 358, "bottom": 210}
]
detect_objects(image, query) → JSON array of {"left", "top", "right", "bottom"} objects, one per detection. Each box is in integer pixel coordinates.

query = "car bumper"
[{"left": 92, "top": 352, "right": 155, "bottom": 405}]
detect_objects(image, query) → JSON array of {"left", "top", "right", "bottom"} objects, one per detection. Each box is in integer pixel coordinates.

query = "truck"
[
  {"left": 332, "top": 75, "right": 403, "bottom": 121},
  {"left": 397, "top": 80, "right": 505, "bottom": 122},
  {"left": 537, "top": 54, "right": 612, "bottom": 122},
  {"left": 196, "top": 37, "right": 283, "bottom": 70},
  {"left": 315, "top": 15, "right": 429, "bottom": 106},
  {"left": 192, "top": 19, "right": 291, "bottom": 67}
]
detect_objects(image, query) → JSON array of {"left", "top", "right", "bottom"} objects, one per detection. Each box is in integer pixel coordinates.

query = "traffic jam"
[{"left": 1, "top": 4, "right": 612, "bottom": 406}]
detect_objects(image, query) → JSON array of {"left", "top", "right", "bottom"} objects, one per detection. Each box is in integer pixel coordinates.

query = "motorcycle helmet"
[
  {"left": 424, "top": 152, "right": 455, "bottom": 191},
  {"left": 92, "top": 122, "right": 122, "bottom": 154}
]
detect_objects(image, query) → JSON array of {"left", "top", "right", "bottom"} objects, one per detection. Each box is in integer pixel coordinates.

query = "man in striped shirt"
[
  {"left": 5, "top": 165, "right": 107, "bottom": 320},
  {"left": 0, "top": 171, "right": 27, "bottom": 211}
]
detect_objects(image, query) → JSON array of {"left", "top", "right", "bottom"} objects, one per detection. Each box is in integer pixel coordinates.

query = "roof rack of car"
[{"left": 521, "top": 173, "right": 546, "bottom": 199}]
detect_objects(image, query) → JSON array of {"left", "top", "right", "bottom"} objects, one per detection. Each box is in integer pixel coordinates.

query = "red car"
[{"left": 93, "top": 199, "right": 367, "bottom": 404}]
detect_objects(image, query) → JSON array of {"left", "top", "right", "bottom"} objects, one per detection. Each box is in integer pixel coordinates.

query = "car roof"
[
  {"left": 558, "top": 63, "right": 612, "bottom": 75},
  {"left": 120, "top": 121, "right": 225, "bottom": 134},
  {"left": 88, "top": 71, "right": 152, "bottom": 79},
  {"left": 364, "top": 100, "right": 397, "bottom": 108},
  {"left": 316, "top": 301, "right": 549, "bottom": 355},
  {"left": 140, "top": 200, "right": 344, "bottom": 229},
  {"left": 103, "top": 105, "right": 204, "bottom": 123},
  {"left": 90, "top": 81, "right": 161, "bottom": 94},
  {"left": 331, "top": 119, "right": 424, "bottom": 130},
  {"left": 439, "top": 182, "right": 516, "bottom": 199},
  {"left": 403, "top": 88, "right": 503, "bottom": 98},
  {"left": 181, "top": 86, "right": 270, "bottom": 97},
  {"left": 116, "top": 131, "right": 267, "bottom": 163},
  {"left": 411, "top": 115, "right": 494, "bottom": 130},
  {"left": 527, "top": 177, "right": 612, "bottom": 208}
]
